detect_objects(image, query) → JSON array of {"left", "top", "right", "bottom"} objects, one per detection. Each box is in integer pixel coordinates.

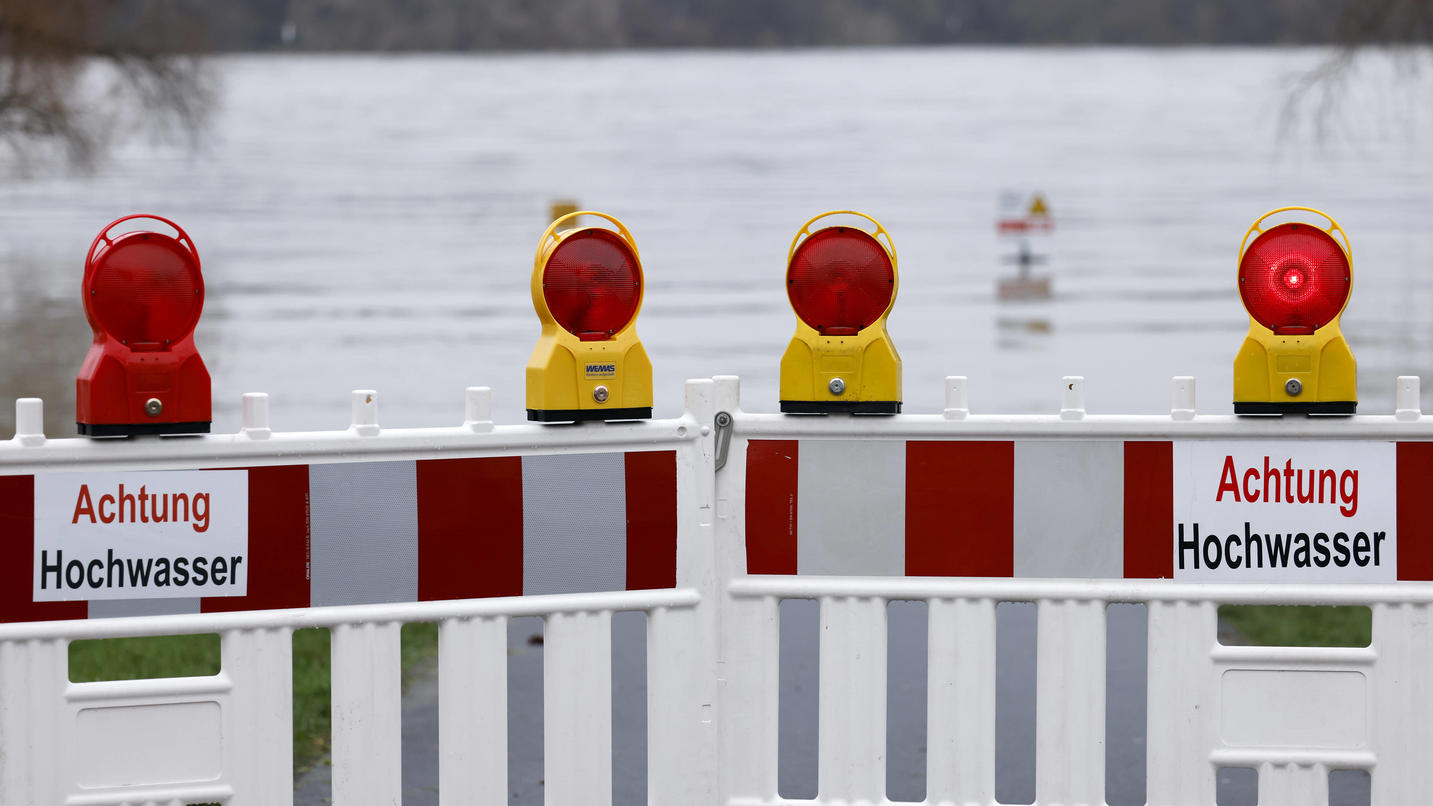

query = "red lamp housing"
[
  {"left": 76, "top": 215, "right": 211, "bottom": 437},
  {"left": 541, "top": 228, "right": 642, "bottom": 341},
  {"left": 787, "top": 226, "right": 895, "bottom": 336},
  {"left": 1238, "top": 222, "right": 1351, "bottom": 337}
]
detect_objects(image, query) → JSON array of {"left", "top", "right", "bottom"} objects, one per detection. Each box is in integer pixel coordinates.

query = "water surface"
[{"left": 3, "top": 49, "right": 1431, "bottom": 432}]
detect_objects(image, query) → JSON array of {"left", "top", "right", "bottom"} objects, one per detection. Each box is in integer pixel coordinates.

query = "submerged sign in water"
[
  {"left": 33, "top": 471, "right": 248, "bottom": 600},
  {"left": 1172, "top": 441, "right": 1396, "bottom": 583}
]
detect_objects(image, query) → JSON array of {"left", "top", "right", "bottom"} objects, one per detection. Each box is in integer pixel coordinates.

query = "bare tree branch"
[
  {"left": 0, "top": 0, "right": 214, "bottom": 170},
  {"left": 1283, "top": 0, "right": 1433, "bottom": 138}
]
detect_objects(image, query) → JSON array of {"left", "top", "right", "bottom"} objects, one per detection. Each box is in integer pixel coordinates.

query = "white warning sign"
[
  {"left": 1172, "top": 441, "right": 1395, "bottom": 583},
  {"left": 33, "top": 471, "right": 249, "bottom": 601}
]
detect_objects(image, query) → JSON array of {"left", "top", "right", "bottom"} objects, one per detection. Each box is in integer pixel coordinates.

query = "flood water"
[
  {"left": 1, "top": 48, "right": 1425, "bottom": 805},
  {"left": 4, "top": 49, "right": 1433, "bottom": 432}
]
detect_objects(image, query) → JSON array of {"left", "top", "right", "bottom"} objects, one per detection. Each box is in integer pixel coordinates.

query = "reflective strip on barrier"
[{"left": 0, "top": 450, "right": 677, "bottom": 623}]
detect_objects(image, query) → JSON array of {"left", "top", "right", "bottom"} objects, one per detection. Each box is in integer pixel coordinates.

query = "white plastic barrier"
[
  {"left": 711, "top": 374, "right": 1433, "bottom": 806},
  {"left": 0, "top": 383, "right": 722, "bottom": 806},
  {"left": 719, "top": 578, "right": 1433, "bottom": 806},
  {"left": 3, "top": 374, "right": 1433, "bottom": 805}
]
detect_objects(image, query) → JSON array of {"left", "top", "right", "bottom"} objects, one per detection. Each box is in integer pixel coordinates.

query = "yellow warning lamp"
[
  {"left": 779, "top": 211, "right": 901, "bottom": 414},
  {"left": 1233, "top": 207, "right": 1356, "bottom": 415},
  {"left": 526, "top": 210, "right": 652, "bottom": 422}
]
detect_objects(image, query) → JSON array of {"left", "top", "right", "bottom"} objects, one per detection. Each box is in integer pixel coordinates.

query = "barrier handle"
[
  {"left": 533, "top": 210, "right": 641, "bottom": 275},
  {"left": 786, "top": 209, "right": 897, "bottom": 269},
  {"left": 85, "top": 214, "right": 200, "bottom": 276},
  {"left": 1237, "top": 206, "right": 1350, "bottom": 267}
]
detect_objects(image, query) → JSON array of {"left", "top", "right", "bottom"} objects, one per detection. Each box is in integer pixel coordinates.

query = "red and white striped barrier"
[
  {"left": 0, "top": 450, "right": 676, "bottom": 623},
  {"left": 6, "top": 374, "right": 1433, "bottom": 806},
  {"left": 745, "top": 438, "right": 1433, "bottom": 581}
]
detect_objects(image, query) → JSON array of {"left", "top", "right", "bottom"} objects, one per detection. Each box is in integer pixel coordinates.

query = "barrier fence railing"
[
  {"left": 4, "top": 374, "right": 1433, "bottom": 805},
  {"left": 0, "top": 381, "right": 721, "bottom": 806},
  {"left": 709, "top": 374, "right": 1433, "bottom": 806}
]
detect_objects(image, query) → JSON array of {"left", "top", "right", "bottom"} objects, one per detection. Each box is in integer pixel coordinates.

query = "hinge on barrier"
[{"left": 714, "top": 411, "right": 733, "bottom": 472}]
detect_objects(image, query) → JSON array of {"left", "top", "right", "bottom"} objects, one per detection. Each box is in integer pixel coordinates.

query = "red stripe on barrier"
[
  {"left": 1397, "top": 442, "right": 1433, "bottom": 581},
  {"left": 0, "top": 475, "right": 86, "bottom": 623},
  {"left": 746, "top": 440, "right": 799, "bottom": 574},
  {"left": 416, "top": 456, "right": 523, "bottom": 600},
  {"left": 625, "top": 450, "right": 678, "bottom": 590},
  {"left": 203, "top": 465, "right": 311, "bottom": 613},
  {"left": 1124, "top": 441, "right": 1173, "bottom": 579},
  {"left": 905, "top": 441, "right": 1014, "bottom": 576}
]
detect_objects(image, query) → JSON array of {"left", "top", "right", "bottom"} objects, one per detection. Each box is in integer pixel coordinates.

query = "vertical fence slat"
[
  {"left": 721, "top": 595, "right": 781, "bottom": 800},
  {"left": 817, "top": 595, "right": 887, "bottom": 802},
  {"left": 439, "top": 615, "right": 507, "bottom": 806},
  {"left": 544, "top": 610, "right": 612, "bottom": 806},
  {"left": 1145, "top": 600, "right": 1217, "bottom": 806},
  {"left": 647, "top": 605, "right": 714, "bottom": 805},
  {"left": 1035, "top": 598, "right": 1106, "bottom": 805},
  {"left": 223, "top": 627, "right": 294, "bottom": 806},
  {"left": 926, "top": 597, "right": 996, "bottom": 804},
  {"left": 0, "top": 639, "right": 66, "bottom": 805},
  {"left": 331, "top": 621, "right": 403, "bottom": 806},
  {"left": 1373, "top": 602, "right": 1433, "bottom": 802}
]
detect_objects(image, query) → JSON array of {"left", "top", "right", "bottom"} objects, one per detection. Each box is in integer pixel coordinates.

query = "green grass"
[
  {"left": 400, "top": 622, "right": 440, "bottom": 685},
  {"left": 291, "top": 628, "right": 333, "bottom": 771},
  {"left": 69, "top": 622, "right": 442, "bottom": 776},
  {"left": 1219, "top": 604, "right": 1371, "bottom": 647},
  {"left": 70, "top": 634, "right": 222, "bottom": 681}
]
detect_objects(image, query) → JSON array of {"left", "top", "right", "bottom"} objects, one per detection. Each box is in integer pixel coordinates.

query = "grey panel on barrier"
[
  {"left": 309, "top": 461, "right": 419, "bottom": 606},
  {"left": 522, "top": 452, "right": 627, "bottom": 595}
]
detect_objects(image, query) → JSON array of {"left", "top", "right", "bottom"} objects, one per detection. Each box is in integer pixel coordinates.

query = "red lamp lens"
[
  {"left": 542, "top": 229, "right": 641, "bottom": 340},
  {"left": 89, "top": 234, "right": 202, "bottom": 348},
  {"left": 1239, "top": 223, "right": 1349, "bottom": 335},
  {"left": 787, "top": 227, "right": 894, "bottom": 336}
]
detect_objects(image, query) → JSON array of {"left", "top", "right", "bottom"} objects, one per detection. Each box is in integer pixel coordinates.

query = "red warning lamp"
[
  {"left": 76, "top": 215, "right": 211, "bottom": 436},
  {"left": 542, "top": 229, "right": 642, "bottom": 341},
  {"left": 1238, "top": 223, "right": 1349, "bottom": 337},
  {"left": 787, "top": 227, "right": 894, "bottom": 337}
]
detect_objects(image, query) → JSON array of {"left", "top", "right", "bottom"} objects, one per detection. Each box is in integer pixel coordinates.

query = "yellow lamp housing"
[
  {"left": 526, "top": 210, "right": 652, "bottom": 422},
  {"left": 1233, "top": 206, "right": 1356, "bottom": 415},
  {"left": 780, "top": 210, "right": 901, "bottom": 414}
]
